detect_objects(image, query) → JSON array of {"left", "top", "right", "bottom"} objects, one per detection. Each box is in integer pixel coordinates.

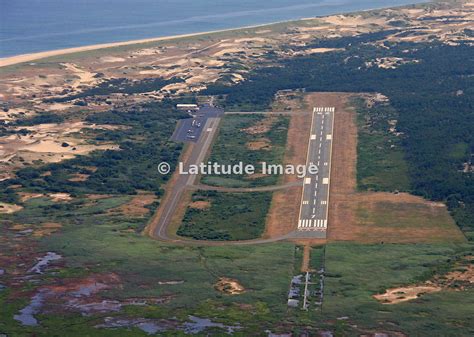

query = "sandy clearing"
[
  {"left": 374, "top": 285, "right": 442, "bottom": 304},
  {"left": 212, "top": 48, "right": 242, "bottom": 57},
  {"left": 234, "top": 37, "right": 268, "bottom": 43},
  {"left": 0, "top": 121, "right": 121, "bottom": 168},
  {"left": 241, "top": 117, "right": 276, "bottom": 135},
  {"left": 306, "top": 48, "right": 344, "bottom": 54},
  {"left": 60, "top": 62, "right": 98, "bottom": 89},
  {"left": 231, "top": 73, "right": 244, "bottom": 83},
  {"left": 131, "top": 47, "right": 163, "bottom": 56},
  {"left": 323, "top": 14, "right": 388, "bottom": 27},
  {"left": 206, "top": 59, "right": 226, "bottom": 67},
  {"left": 214, "top": 277, "right": 245, "bottom": 295},
  {"left": 374, "top": 259, "right": 474, "bottom": 304},
  {"left": 18, "top": 192, "right": 44, "bottom": 202},
  {"left": 189, "top": 200, "right": 211, "bottom": 210},
  {"left": 100, "top": 56, "right": 125, "bottom": 63},
  {"left": 47, "top": 102, "right": 75, "bottom": 111},
  {"left": 293, "top": 48, "right": 345, "bottom": 56},
  {"left": 246, "top": 139, "right": 272, "bottom": 151},
  {"left": 109, "top": 193, "right": 156, "bottom": 217},
  {"left": 0, "top": 202, "right": 23, "bottom": 214},
  {"left": 49, "top": 193, "right": 72, "bottom": 202},
  {"left": 18, "top": 139, "right": 118, "bottom": 154}
]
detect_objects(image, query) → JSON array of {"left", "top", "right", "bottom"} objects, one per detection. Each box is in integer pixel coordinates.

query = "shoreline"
[
  {"left": 0, "top": 1, "right": 429, "bottom": 68},
  {"left": 0, "top": 20, "right": 296, "bottom": 68}
]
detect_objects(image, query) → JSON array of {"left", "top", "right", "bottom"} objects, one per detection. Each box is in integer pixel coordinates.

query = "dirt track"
[{"left": 265, "top": 110, "right": 311, "bottom": 238}]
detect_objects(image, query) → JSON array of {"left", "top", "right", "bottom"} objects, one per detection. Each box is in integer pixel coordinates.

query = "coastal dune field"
[{"left": 0, "top": 1, "right": 473, "bottom": 336}]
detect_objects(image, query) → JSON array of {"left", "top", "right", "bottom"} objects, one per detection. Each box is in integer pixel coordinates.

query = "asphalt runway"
[{"left": 297, "top": 106, "right": 335, "bottom": 238}]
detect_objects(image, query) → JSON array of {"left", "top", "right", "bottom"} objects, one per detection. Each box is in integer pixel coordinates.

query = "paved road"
[
  {"left": 297, "top": 107, "right": 335, "bottom": 238},
  {"left": 153, "top": 117, "right": 221, "bottom": 240}
]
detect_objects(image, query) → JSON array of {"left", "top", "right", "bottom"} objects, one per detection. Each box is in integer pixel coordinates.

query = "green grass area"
[
  {"left": 310, "top": 246, "right": 325, "bottom": 271},
  {"left": 177, "top": 190, "right": 272, "bottom": 241},
  {"left": 2, "top": 192, "right": 473, "bottom": 336},
  {"left": 322, "top": 243, "right": 474, "bottom": 336},
  {"left": 201, "top": 114, "right": 289, "bottom": 188},
  {"left": 0, "top": 191, "right": 299, "bottom": 336},
  {"left": 353, "top": 97, "right": 410, "bottom": 192}
]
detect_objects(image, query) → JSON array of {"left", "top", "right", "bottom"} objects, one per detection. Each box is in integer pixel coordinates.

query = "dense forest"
[{"left": 205, "top": 37, "right": 474, "bottom": 239}]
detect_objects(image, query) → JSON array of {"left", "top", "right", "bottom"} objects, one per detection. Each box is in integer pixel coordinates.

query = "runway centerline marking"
[{"left": 297, "top": 106, "right": 335, "bottom": 237}]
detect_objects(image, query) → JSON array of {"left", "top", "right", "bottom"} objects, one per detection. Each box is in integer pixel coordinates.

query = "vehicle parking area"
[{"left": 171, "top": 104, "right": 224, "bottom": 143}]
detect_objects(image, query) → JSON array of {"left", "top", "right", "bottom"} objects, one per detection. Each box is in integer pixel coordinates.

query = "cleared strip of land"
[{"left": 325, "top": 92, "right": 466, "bottom": 243}]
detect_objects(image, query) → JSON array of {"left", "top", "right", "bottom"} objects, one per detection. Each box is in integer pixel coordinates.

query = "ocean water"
[{"left": 0, "top": 0, "right": 424, "bottom": 57}]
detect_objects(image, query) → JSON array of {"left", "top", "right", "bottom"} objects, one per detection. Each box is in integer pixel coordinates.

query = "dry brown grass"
[
  {"left": 322, "top": 92, "right": 466, "bottom": 243},
  {"left": 109, "top": 192, "right": 156, "bottom": 217},
  {"left": 246, "top": 138, "right": 271, "bottom": 151},
  {"left": 189, "top": 200, "right": 211, "bottom": 210},
  {"left": 265, "top": 100, "right": 311, "bottom": 238},
  {"left": 33, "top": 222, "right": 62, "bottom": 238},
  {"left": 241, "top": 117, "right": 277, "bottom": 135}
]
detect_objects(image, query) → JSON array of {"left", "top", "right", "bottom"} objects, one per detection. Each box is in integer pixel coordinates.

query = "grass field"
[
  {"left": 177, "top": 190, "right": 272, "bottom": 240},
  {"left": 322, "top": 242, "right": 474, "bottom": 336},
  {"left": 201, "top": 114, "right": 289, "bottom": 188}
]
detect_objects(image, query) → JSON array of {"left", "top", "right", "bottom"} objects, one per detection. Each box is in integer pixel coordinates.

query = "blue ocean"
[{"left": 0, "top": 0, "right": 424, "bottom": 57}]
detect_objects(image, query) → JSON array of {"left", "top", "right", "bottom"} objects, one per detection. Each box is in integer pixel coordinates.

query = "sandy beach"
[
  {"left": 0, "top": 21, "right": 291, "bottom": 68},
  {"left": 0, "top": 0, "right": 431, "bottom": 69}
]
